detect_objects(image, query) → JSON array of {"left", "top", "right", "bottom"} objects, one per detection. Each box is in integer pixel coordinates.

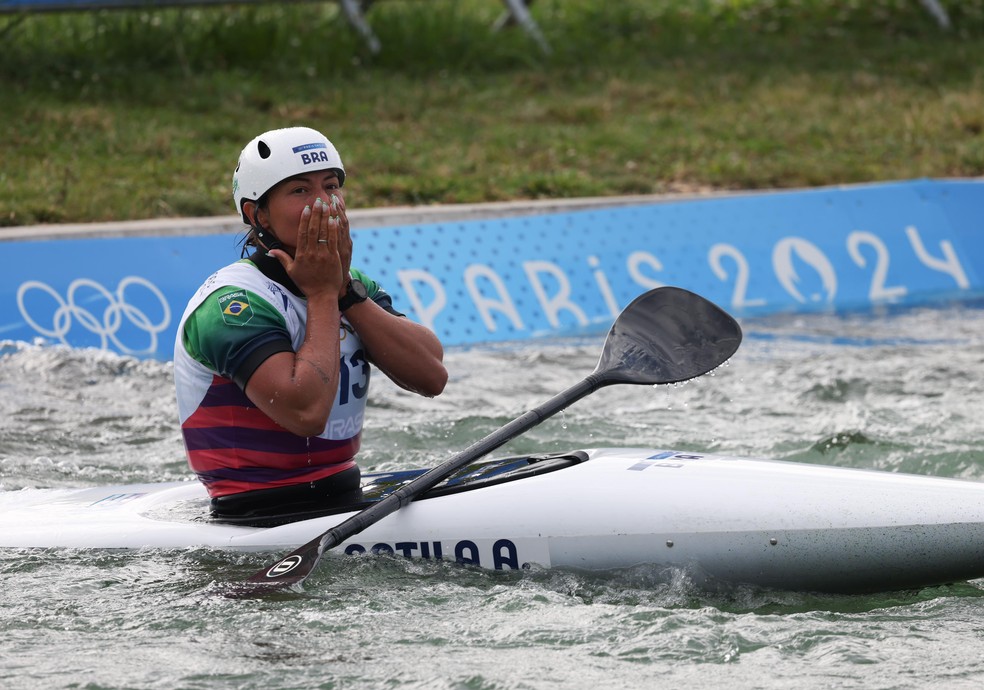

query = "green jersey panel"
[{"left": 182, "top": 285, "right": 290, "bottom": 380}]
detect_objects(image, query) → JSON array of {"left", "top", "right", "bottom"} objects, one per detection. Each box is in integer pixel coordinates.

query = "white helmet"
[{"left": 232, "top": 126, "right": 345, "bottom": 224}]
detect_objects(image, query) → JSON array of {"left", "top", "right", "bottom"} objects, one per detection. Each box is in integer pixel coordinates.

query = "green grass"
[{"left": 1, "top": 0, "right": 983, "bottom": 226}]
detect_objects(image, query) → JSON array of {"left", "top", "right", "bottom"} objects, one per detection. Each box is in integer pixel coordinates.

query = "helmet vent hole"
[{"left": 257, "top": 141, "right": 271, "bottom": 159}]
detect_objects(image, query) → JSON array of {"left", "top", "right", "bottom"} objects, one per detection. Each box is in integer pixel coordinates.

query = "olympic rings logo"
[{"left": 16, "top": 277, "right": 172, "bottom": 356}]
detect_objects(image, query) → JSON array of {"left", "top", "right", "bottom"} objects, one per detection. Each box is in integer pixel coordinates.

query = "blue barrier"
[{"left": 2, "top": 179, "right": 982, "bottom": 359}]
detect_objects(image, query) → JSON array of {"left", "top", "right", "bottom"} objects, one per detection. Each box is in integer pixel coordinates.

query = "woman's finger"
[
  {"left": 294, "top": 204, "right": 314, "bottom": 256},
  {"left": 332, "top": 193, "right": 352, "bottom": 284},
  {"left": 327, "top": 214, "right": 341, "bottom": 251},
  {"left": 315, "top": 198, "right": 330, "bottom": 250}
]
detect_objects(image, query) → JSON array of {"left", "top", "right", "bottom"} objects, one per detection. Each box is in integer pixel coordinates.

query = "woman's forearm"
[
  {"left": 343, "top": 299, "right": 447, "bottom": 397},
  {"left": 245, "top": 293, "right": 342, "bottom": 436}
]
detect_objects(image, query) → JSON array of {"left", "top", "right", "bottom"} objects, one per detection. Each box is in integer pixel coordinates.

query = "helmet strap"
[
  {"left": 243, "top": 199, "right": 284, "bottom": 253},
  {"left": 253, "top": 222, "right": 284, "bottom": 253}
]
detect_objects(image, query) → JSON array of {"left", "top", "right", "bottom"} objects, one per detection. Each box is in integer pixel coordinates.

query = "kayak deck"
[{"left": 213, "top": 451, "right": 588, "bottom": 527}]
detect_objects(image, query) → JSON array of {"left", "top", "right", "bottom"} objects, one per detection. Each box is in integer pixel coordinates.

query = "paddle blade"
[
  {"left": 232, "top": 535, "right": 326, "bottom": 597},
  {"left": 595, "top": 287, "right": 741, "bottom": 385}
]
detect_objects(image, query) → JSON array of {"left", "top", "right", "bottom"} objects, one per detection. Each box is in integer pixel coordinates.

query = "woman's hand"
[
  {"left": 332, "top": 192, "right": 353, "bottom": 295},
  {"left": 269, "top": 198, "right": 346, "bottom": 300}
]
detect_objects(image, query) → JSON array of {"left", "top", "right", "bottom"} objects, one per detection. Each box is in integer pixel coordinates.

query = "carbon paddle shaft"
[{"left": 315, "top": 374, "right": 603, "bottom": 554}]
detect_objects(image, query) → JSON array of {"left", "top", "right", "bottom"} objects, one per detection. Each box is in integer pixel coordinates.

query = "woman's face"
[{"left": 248, "top": 170, "right": 343, "bottom": 252}]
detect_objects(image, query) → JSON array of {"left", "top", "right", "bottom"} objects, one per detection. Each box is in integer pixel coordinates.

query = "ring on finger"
[{"left": 317, "top": 239, "right": 328, "bottom": 244}]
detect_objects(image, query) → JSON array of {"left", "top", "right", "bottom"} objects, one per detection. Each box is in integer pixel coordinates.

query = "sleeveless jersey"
[{"left": 174, "top": 259, "right": 384, "bottom": 497}]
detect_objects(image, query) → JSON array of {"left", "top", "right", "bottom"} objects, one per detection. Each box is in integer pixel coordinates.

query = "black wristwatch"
[{"left": 338, "top": 278, "right": 369, "bottom": 312}]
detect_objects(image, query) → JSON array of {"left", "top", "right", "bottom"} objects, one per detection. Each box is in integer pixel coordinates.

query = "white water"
[{"left": 2, "top": 305, "right": 983, "bottom": 689}]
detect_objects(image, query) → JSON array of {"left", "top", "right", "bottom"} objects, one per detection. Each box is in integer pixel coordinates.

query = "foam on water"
[{"left": 2, "top": 306, "right": 983, "bottom": 688}]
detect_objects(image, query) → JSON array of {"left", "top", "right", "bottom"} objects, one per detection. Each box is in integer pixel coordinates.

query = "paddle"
[{"left": 232, "top": 286, "right": 742, "bottom": 596}]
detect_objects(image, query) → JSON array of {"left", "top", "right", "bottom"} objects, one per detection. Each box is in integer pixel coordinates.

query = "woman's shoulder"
[{"left": 350, "top": 268, "right": 404, "bottom": 317}]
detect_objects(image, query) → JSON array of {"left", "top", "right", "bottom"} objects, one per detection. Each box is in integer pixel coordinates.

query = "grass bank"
[{"left": 1, "top": 0, "right": 983, "bottom": 226}]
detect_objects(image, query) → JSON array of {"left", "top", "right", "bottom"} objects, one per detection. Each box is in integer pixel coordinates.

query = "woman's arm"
[
  {"left": 343, "top": 298, "right": 448, "bottom": 397},
  {"left": 245, "top": 200, "right": 347, "bottom": 436}
]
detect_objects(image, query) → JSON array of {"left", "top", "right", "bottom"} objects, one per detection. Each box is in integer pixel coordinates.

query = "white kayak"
[{"left": 2, "top": 447, "right": 984, "bottom": 594}]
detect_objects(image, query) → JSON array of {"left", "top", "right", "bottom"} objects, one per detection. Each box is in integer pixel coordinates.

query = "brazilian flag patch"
[{"left": 218, "top": 290, "right": 254, "bottom": 326}]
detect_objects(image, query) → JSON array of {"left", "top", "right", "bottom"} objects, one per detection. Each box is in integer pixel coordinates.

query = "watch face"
[{"left": 340, "top": 279, "right": 369, "bottom": 311}]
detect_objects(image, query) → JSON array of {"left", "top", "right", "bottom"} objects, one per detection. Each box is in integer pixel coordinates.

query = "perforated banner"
[{"left": 3, "top": 179, "right": 982, "bottom": 359}]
